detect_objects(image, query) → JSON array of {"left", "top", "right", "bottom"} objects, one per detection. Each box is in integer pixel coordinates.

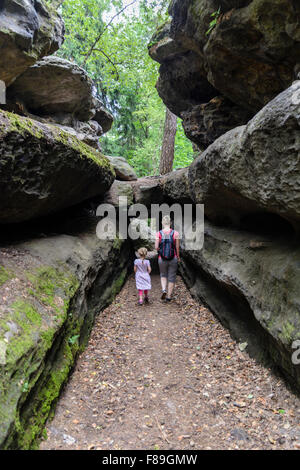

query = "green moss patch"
[
  {"left": 148, "top": 19, "right": 171, "bottom": 48},
  {"left": 0, "top": 266, "right": 13, "bottom": 287},
  {"left": 0, "top": 236, "right": 130, "bottom": 449},
  {"left": 0, "top": 110, "right": 115, "bottom": 174},
  {"left": 26, "top": 265, "right": 79, "bottom": 315}
]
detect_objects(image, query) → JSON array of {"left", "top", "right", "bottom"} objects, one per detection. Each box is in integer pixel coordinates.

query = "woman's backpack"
[{"left": 159, "top": 230, "right": 175, "bottom": 260}]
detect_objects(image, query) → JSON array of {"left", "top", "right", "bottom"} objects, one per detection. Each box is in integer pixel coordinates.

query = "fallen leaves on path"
[{"left": 40, "top": 275, "right": 300, "bottom": 450}]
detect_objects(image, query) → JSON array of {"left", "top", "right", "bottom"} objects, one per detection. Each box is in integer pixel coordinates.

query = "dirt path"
[{"left": 40, "top": 275, "right": 300, "bottom": 450}]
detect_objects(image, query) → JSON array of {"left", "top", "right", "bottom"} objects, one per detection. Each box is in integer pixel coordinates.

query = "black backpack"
[{"left": 159, "top": 230, "right": 175, "bottom": 260}]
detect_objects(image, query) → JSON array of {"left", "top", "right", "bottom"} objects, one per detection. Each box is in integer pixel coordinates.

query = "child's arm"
[
  {"left": 147, "top": 261, "right": 152, "bottom": 274},
  {"left": 134, "top": 266, "right": 137, "bottom": 273}
]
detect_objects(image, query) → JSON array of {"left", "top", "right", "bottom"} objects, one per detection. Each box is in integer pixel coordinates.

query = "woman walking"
[{"left": 155, "top": 215, "right": 180, "bottom": 302}]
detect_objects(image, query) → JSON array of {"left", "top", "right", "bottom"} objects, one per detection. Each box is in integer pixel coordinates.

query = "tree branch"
[
  {"left": 82, "top": 0, "right": 138, "bottom": 66},
  {"left": 92, "top": 49, "right": 120, "bottom": 80}
]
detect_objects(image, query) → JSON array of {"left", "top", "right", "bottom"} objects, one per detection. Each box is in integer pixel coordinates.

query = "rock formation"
[
  {"left": 180, "top": 221, "right": 300, "bottom": 390},
  {"left": 0, "top": 110, "right": 115, "bottom": 224},
  {"left": 106, "top": 156, "right": 138, "bottom": 181},
  {"left": 103, "top": 180, "right": 134, "bottom": 207},
  {"left": 0, "top": 0, "right": 64, "bottom": 86},
  {"left": 1, "top": 0, "right": 300, "bottom": 451},
  {"left": 130, "top": 176, "right": 164, "bottom": 206},
  {"left": 188, "top": 81, "right": 300, "bottom": 231},
  {"left": 149, "top": 0, "right": 300, "bottom": 149},
  {"left": 5, "top": 56, "right": 114, "bottom": 152},
  {"left": 0, "top": 230, "right": 131, "bottom": 449}
]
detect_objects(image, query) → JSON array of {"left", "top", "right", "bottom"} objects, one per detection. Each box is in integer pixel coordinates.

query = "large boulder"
[
  {"left": 6, "top": 56, "right": 114, "bottom": 151},
  {"left": 180, "top": 221, "right": 300, "bottom": 392},
  {"left": 0, "top": 0, "right": 64, "bottom": 86},
  {"left": 149, "top": 0, "right": 300, "bottom": 148},
  {"left": 106, "top": 156, "right": 137, "bottom": 181},
  {"left": 161, "top": 167, "right": 192, "bottom": 203},
  {"left": 7, "top": 56, "right": 112, "bottom": 127},
  {"left": 0, "top": 110, "right": 115, "bottom": 224},
  {"left": 94, "top": 101, "right": 114, "bottom": 134},
  {"left": 0, "top": 230, "right": 131, "bottom": 449},
  {"left": 188, "top": 81, "right": 300, "bottom": 229}
]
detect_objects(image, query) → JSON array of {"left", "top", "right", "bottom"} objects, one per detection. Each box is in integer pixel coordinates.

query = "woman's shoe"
[
  {"left": 166, "top": 297, "right": 171, "bottom": 302},
  {"left": 161, "top": 290, "right": 167, "bottom": 300}
]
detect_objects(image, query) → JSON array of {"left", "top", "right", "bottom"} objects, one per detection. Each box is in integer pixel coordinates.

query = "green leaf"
[{"left": 68, "top": 334, "right": 80, "bottom": 345}]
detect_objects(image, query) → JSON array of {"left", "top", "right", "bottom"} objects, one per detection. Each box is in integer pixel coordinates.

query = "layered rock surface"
[
  {"left": 8, "top": 56, "right": 100, "bottom": 122},
  {"left": 0, "top": 0, "right": 64, "bottom": 86},
  {"left": 0, "top": 110, "right": 115, "bottom": 224},
  {"left": 0, "top": 230, "right": 130, "bottom": 449},
  {"left": 6, "top": 56, "right": 114, "bottom": 151},
  {"left": 149, "top": 0, "right": 300, "bottom": 148},
  {"left": 179, "top": 222, "right": 300, "bottom": 390},
  {"left": 188, "top": 81, "right": 300, "bottom": 229}
]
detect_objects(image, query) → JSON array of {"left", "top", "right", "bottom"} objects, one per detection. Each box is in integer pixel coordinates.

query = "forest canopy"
[{"left": 57, "top": 0, "right": 195, "bottom": 176}]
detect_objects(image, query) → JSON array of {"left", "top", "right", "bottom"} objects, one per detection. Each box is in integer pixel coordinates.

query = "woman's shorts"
[{"left": 158, "top": 257, "right": 178, "bottom": 283}]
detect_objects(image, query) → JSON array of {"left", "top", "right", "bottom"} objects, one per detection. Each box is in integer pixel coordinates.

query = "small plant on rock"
[{"left": 206, "top": 6, "right": 221, "bottom": 36}]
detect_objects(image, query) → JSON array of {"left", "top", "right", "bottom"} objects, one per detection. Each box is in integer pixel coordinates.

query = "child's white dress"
[{"left": 134, "top": 259, "right": 151, "bottom": 290}]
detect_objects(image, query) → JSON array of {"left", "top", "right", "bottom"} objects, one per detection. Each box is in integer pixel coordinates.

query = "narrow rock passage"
[{"left": 40, "top": 275, "right": 300, "bottom": 450}]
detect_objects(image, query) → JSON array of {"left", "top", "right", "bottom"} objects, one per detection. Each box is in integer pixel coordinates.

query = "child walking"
[{"left": 134, "top": 247, "right": 152, "bottom": 305}]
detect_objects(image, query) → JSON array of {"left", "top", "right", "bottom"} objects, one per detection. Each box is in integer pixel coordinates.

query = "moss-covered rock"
[
  {"left": 6, "top": 56, "right": 114, "bottom": 145},
  {"left": 0, "top": 230, "right": 131, "bottom": 449},
  {"left": 0, "top": 109, "right": 115, "bottom": 224}
]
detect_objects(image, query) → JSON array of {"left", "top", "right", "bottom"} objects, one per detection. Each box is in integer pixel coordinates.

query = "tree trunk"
[{"left": 159, "top": 107, "right": 177, "bottom": 175}]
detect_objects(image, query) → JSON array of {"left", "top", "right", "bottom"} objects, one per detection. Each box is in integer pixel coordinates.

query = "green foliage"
[
  {"left": 206, "top": 6, "right": 221, "bottom": 36},
  {"left": 68, "top": 334, "right": 80, "bottom": 345},
  {"left": 59, "top": 0, "right": 195, "bottom": 177},
  {"left": 174, "top": 122, "right": 195, "bottom": 170},
  {"left": 0, "top": 266, "right": 13, "bottom": 287}
]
